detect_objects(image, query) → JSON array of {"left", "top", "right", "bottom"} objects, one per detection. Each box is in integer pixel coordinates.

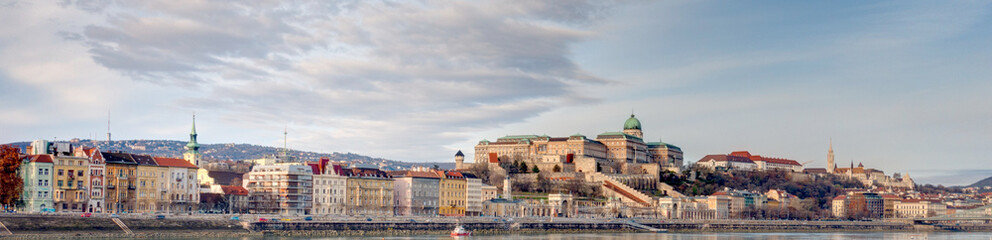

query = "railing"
[
  {"left": 587, "top": 172, "right": 654, "bottom": 207},
  {"left": 0, "top": 220, "right": 12, "bottom": 235},
  {"left": 111, "top": 218, "right": 134, "bottom": 235}
]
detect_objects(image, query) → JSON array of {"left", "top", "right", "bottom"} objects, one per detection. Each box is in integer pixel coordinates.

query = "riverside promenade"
[{"left": 1, "top": 213, "right": 990, "bottom": 238}]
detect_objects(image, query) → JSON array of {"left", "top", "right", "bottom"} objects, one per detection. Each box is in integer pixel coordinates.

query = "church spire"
[
  {"left": 185, "top": 113, "right": 200, "bottom": 152},
  {"left": 827, "top": 138, "right": 835, "bottom": 173},
  {"left": 183, "top": 113, "right": 201, "bottom": 167}
]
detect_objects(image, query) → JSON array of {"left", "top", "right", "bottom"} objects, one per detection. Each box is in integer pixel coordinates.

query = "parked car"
[
  {"left": 80, "top": 213, "right": 92, "bottom": 217},
  {"left": 281, "top": 218, "right": 292, "bottom": 222},
  {"left": 230, "top": 216, "right": 240, "bottom": 220},
  {"left": 156, "top": 215, "right": 166, "bottom": 219},
  {"left": 366, "top": 218, "right": 373, "bottom": 222},
  {"left": 270, "top": 219, "right": 280, "bottom": 222},
  {"left": 110, "top": 214, "right": 120, "bottom": 218},
  {"left": 258, "top": 218, "right": 268, "bottom": 222},
  {"left": 304, "top": 216, "right": 313, "bottom": 221}
]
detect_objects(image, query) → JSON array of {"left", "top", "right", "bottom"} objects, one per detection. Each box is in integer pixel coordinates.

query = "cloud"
[{"left": 54, "top": 0, "right": 616, "bottom": 161}]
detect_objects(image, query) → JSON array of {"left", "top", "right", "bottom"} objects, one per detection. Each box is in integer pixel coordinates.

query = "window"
[
  {"left": 58, "top": 169, "right": 64, "bottom": 176},
  {"left": 78, "top": 171, "right": 84, "bottom": 177},
  {"left": 58, "top": 180, "right": 63, "bottom": 187}
]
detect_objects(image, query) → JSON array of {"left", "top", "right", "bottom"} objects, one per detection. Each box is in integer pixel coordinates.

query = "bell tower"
[
  {"left": 827, "top": 139, "right": 835, "bottom": 173},
  {"left": 183, "top": 113, "right": 201, "bottom": 167}
]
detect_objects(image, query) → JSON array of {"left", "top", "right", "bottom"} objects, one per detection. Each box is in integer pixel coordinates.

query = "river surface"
[{"left": 135, "top": 232, "right": 992, "bottom": 240}]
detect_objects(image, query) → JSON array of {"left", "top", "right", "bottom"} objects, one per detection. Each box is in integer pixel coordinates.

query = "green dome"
[{"left": 623, "top": 114, "right": 641, "bottom": 130}]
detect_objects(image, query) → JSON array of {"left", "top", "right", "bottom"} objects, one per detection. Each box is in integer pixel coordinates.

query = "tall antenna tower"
[
  {"left": 283, "top": 125, "right": 288, "bottom": 156},
  {"left": 106, "top": 110, "right": 111, "bottom": 142}
]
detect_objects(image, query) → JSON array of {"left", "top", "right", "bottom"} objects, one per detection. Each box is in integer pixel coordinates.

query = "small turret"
[{"left": 454, "top": 150, "right": 465, "bottom": 170}]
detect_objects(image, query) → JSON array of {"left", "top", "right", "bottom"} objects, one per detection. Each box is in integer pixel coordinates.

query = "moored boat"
[{"left": 450, "top": 225, "right": 471, "bottom": 237}]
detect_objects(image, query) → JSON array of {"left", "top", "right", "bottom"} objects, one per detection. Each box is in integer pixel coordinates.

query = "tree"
[
  {"left": 552, "top": 165, "right": 561, "bottom": 172},
  {"left": 532, "top": 165, "right": 540, "bottom": 173},
  {"left": 0, "top": 145, "right": 24, "bottom": 210},
  {"left": 519, "top": 161, "right": 529, "bottom": 173}
]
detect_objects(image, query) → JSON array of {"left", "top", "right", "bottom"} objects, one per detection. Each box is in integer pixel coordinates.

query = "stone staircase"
[
  {"left": 111, "top": 218, "right": 134, "bottom": 235},
  {"left": 586, "top": 172, "right": 655, "bottom": 207},
  {"left": 658, "top": 182, "right": 685, "bottom": 198},
  {"left": 0, "top": 220, "right": 12, "bottom": 235}
]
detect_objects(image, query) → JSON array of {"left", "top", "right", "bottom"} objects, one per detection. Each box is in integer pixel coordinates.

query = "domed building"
[{"left": 470, "top": 114, "right": 683, "bottom": 174}]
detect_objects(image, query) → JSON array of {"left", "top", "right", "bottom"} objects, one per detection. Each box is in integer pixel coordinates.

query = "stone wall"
[{"left": 0, "top": 215, "right": 245, "bottom": 233}]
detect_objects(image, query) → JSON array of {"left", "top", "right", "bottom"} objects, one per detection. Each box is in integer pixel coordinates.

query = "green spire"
[{"left": 186, "top": 114, "right": 200, "bottom": 152}]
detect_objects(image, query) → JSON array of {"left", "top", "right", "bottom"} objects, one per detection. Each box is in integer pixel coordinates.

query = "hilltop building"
[
  {"left": 696, "top": 151, "right": 802, "bottom": 172},
  {"left": 823, "top": 142, "right": 914, "bottom": 189},
  {"left": 462, "top": 114, "right": 685, "bottom": 209}
]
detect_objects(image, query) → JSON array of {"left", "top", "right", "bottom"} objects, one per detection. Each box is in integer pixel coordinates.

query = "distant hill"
[
  {"left": 968, "top": 176, "right": 992, "bottom": 188},
  {"left": 5, "top": 139, "right": 454, "bottom": 171}
]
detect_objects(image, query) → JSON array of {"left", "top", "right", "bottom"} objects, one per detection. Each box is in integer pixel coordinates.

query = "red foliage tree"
[{"left": 0, "top": 144, "right": 24, "bottom": 210}]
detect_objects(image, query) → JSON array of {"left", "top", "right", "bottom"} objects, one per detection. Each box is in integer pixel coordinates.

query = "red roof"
[
  {"left": 711, "top": 191, "right": 729, "bottom": 196},
  {"left": 833, "top": 195, "right": 847, "bottom": 200},
  {"left": 221, "top": 185, "right": 248, "bottom": 196},
  {"left": 153, "top": 157, "right": 198, "bottom": 169},
  {"left": 28, "top": 155, "right": 53, "bottom": 163},
  {"left": 726, "top": 151, "right": 801, "bottom": 166},
  {"left": 698, "top": 154, "right": 753, "bottom": 163},
  {"left": 389, "top": 170, "right": 442, "bottom": 179}
]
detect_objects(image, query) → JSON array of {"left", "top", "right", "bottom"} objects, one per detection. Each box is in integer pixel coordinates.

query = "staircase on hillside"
[
  {"left": 586, "top": 172, "right": 655, "bottom": 207},
  {"left": 0, "top": 220, "right": 12, "bottom": 235},
  {"left": 111, "top": 218, "right": 134, "bottom": 235},
  {"left": 658, "top": 182, "right": 685, "bottom": 198}
]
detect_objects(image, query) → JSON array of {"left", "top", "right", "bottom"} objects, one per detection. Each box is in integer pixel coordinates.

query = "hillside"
[
  {"left": 969, "top": 176, "right": 992, "bottom": 188},
  {"left": 6, "top": 139, "right": 454, "bottom": 171}
]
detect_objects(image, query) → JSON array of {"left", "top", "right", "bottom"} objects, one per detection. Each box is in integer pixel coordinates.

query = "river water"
[{"left": 140, "top": 232, "right": 992, "bottom": 240}]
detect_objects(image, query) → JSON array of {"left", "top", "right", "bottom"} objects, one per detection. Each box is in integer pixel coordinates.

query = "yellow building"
[
  {"left": 343, "top": 166, "right": 393, "bottom": 216},
  {"left": 103, "top": 152, "right": 138, "bottom": 213},
  {"left": 133, "top": 155, "right": 164, "bottom": 213},
  {"left": 438, "top": 170, "right": 466, "bottom": 216},
  {"left": 52, "top": 154, "right": 89, "bottom": 212}
]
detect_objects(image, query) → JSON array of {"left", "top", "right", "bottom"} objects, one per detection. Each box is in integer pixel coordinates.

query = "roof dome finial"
[{"left": 623, "top": 113, "right": 641, "bottom": 130}]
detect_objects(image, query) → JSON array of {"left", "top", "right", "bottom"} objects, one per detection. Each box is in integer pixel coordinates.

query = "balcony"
[
  {"left": 107, "top": 185, "right": 115, "bottom": 189},
  {"left": 128, "top": 186, "right": 136, "bottom": 190}
]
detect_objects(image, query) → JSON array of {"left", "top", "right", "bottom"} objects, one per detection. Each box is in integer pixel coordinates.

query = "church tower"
[
  {"left": 827, "top": 139, "right": 835, "bottom": 173},
  {"left": 622, "top": 113, "right": 643, "bottom": 138},
  {"left": 183, "top": 114, "right": 201, "bottom": 167}
]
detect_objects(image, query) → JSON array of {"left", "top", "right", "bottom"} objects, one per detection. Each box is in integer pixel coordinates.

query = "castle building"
[
  {"left": 469, "top": 114, "right": 683, "bottom": 174},
  {"left": 825, "top": 141, "right": 914, "bottom": 189}
]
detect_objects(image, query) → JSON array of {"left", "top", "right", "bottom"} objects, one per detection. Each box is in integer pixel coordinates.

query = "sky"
[{"left": 1, "top": 0, "right": 990, "bottom": 186}]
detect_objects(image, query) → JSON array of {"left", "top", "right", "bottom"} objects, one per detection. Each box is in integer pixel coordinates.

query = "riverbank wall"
[{"left": 2, "top": 215, "right": 990, "bottom": 238}]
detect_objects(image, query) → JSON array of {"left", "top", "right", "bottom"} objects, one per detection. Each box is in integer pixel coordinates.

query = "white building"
[
  {"left": 696, "top": 155, "right": 757, "bottom": 171},
  {"left": 465, "top": 174, "right": 483, "bottom": 216},
  {"left": 311, "top": 160, "right": 347, "bottom": 215},
  {"left": 895, "top": 199, "right": 947, "bottom": 218},
  {"left": 245, "top": 163, "right": 313, "bottom": 215},
  {"left": 832, "top": 195, "right": 847, "bottom": 218}
]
